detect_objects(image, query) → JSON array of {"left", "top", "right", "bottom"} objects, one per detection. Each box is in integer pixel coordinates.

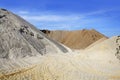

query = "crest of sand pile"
[
  {"left": 86, "top": 37, "right": 108, "bottom": 49},
  {"left": 84, "top": 36, "right": 120, "bottom": 62},
  {"left": 42, "top": 29, "right": 107, "bottom": 49},
  {"left": 0, "top": 36, "right": 120, "bottom": 80}
]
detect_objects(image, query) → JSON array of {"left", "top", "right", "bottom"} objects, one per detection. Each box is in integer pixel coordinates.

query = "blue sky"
[{"left": 0, "top": 0, "right": 120, "bottom": 37}]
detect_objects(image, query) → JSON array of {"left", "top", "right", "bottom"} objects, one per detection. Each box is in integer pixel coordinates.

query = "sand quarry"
[{"left": 0, "top": 8, "right": 120, "bottom": 80}]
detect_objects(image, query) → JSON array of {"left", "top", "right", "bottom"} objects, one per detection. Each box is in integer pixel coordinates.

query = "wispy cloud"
[
  {"left": 18, "top": 9, "right": 113, "bottom": 22},
  {"left": 21, "top": 15, "right": 80, "bottom": 22},
  {"left": 18, "top": 11, "right": 29, "bottom": 14},
  {"left": 15, "top": 9, "right": 120, "bottom": 37},
  {"left": 82, "top": 9, "right": 113, "bottom": 16}
]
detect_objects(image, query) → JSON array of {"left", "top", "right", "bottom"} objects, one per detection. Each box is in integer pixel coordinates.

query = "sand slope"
[
  {"left": 0, "top": 8, "right": 69, "bottom": 59},
  {"left": 41, "top": 29, "right": 107, "bottom": 49},
  {"left": 86, "top": 37, "right": 108, "bottom": 49}
]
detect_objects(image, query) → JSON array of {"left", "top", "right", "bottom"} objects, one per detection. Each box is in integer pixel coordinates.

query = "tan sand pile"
[{"left": 41, "top": 29, "right": 107, "bottom": 49}]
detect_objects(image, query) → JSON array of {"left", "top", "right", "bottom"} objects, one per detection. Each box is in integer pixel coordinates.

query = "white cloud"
[
  {"left": 21, "top": 15, "right": 80, "bottom": 22},
  {"left": 19, "top": 9, "right": 113, "bottom": 22},
  {"left": 78, "top": 9, "right": 114, "bottom": 18},
  {"left": 84, "top": 10, "right": 109, "bottom": 16},
  {"left": 18, "top": 11, "right": 29, "bottom": 14}
]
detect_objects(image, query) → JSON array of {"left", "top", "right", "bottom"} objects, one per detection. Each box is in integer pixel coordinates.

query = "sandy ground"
[{"left": 0, "top": 36, "right": 120, "bottom": 80}]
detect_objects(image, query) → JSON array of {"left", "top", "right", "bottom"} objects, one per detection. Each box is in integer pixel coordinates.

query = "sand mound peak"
[{"left": 41, "top": 29, "right": 107, "bottom": 49}]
